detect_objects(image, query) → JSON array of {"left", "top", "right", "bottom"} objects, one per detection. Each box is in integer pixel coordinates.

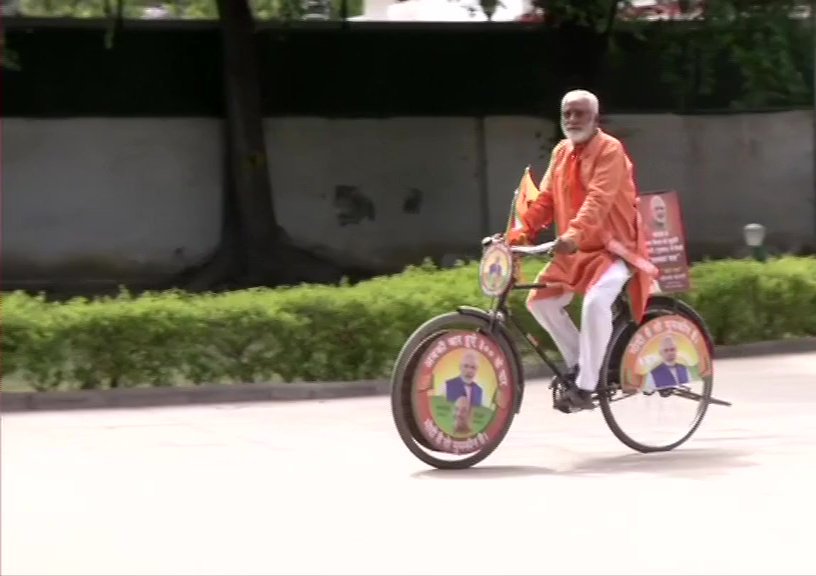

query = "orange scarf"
[{"left": 567, "top": 147, "right": 586, "bottom": 214}]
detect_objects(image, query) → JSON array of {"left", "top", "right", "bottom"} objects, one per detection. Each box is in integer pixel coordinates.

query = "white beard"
[{"left": 562, "top": 123, "right": 595, "bottom": 144}]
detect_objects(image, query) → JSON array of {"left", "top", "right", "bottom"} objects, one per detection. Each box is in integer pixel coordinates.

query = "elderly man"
[{"left": 501, "top": 89, "right": 657, "bottom": 413}]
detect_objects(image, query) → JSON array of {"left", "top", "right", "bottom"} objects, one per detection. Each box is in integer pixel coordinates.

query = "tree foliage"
[
  {"left": 539, "top": 0, "right": 813, "bottom": 111},
  {"left": 657, "top": 0, "right": 814, "bottom": 109},
  {"left": 17, "top": 0, "right": 362, "bottom": 20},
  {"left": 1, "top": 31, "right": 20, "bottom": 70},
  {"left": 6, "top": 0, "right": 815, "bottom": 110}
]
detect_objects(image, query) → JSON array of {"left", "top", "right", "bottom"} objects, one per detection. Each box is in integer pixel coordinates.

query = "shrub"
[{"left": 2, "top": 256, "right": 814, "bottom": 390}]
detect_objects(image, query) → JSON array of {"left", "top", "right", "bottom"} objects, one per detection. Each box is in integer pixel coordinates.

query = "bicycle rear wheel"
[{"left": 597, "top": 297, "right": 715, "bottom": 453}]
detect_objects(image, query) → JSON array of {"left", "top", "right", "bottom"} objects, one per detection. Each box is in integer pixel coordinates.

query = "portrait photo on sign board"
[{"left": 639, "top": 190, "right": 691, "bottom": 293}]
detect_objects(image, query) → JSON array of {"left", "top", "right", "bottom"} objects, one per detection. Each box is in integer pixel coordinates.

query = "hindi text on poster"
[{"left": 639, "top": 190, "right": 691, "bottom": 293}]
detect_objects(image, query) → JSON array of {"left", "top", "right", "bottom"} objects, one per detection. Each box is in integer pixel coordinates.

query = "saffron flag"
[
  {"left": 502, "top": 165, "right": 543, "bottom": 283},
  {"left": 505, "top": 165, "right": 542, "bottom": 236}
]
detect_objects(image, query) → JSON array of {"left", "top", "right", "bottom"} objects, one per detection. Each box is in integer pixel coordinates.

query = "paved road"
[{"left": 3, "top": 352, "right": 816, "bottom": 576}]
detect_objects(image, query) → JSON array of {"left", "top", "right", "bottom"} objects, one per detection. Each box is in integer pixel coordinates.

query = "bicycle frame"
[
  {"left": 477, "top": 241, "right": 632, "bottom": 385},
  {"left": 476, "top": 247, "right": 732, "bottom": 410},
  {"left": 479, "top": 244, "right": 561, "bottom": 380},
  {"left": 489, "top": 286, "right": 566, "bottom": 381}
]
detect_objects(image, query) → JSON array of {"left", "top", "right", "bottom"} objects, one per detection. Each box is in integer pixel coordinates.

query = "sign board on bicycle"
[
  {"left": 411, "top": 330, "right": 517, "bottom": 455},
  {"left": 478, "top": 242, "right": 513, "bottom": 298},
  {"left": 639, "top": 190, "right": 691, "bottom": 294}
]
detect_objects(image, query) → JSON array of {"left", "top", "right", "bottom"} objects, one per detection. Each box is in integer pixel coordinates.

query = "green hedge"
[{"left": 3, "top": 256, "right": 815, "bottom": 391}]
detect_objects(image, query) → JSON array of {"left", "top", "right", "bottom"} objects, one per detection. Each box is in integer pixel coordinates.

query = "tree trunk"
[
  {"left": 182, "top": 120, "right": 243, "bottom": 291},
  {"left": 184, "top": 0, "right": 351, "bottom": 290},
  {"left": 214, "top": 0, "right": 280, "bottom": 285}
]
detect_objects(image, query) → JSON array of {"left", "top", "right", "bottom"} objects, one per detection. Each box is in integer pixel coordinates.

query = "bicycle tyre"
[{"left": 390, "top": 311, "right": 524, "bottom": 470}]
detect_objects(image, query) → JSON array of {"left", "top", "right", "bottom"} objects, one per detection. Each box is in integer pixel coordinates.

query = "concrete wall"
[
  {"left": 4, "top": 111, "right": 814, "bottom": 284},
  {"left": 266, "top": 117, "right": 485, "bottom": 267},
  {"left": 602, "top": 111, "right": 815, "bottom": 253},
  {"left": 3, "top": 118, "right": 223, "bottom": 281}
]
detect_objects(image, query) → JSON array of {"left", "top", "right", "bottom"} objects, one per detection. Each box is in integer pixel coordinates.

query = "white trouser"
[{"left": 526, "top": 259, "right": 632, "bottom": 392}]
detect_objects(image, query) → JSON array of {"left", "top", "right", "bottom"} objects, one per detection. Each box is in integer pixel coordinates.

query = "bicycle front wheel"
[{"left": 390, "top": 311, "right": 523, "bottom": 469}]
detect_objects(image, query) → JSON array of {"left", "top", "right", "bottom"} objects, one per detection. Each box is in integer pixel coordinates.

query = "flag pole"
[
  {"left": 503, "top": 165, "right": 529, "bottom": 236},
  {"left": 501, "top": 165, "right": 534, "bottom": 283}
]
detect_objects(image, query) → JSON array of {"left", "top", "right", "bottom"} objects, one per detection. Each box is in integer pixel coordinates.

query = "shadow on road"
[
  {"left": 411, "top": 448, "right": 755, "bottom": 480},
  {"left": 561, "top": 447, "right": 755, "bottom": 478},
  {"left": 412, "top": 465, "right": 556, "bottom": 480}
]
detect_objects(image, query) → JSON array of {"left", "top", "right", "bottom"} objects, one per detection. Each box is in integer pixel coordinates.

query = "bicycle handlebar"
[
  {"left": 509, "top": 241, "right": 556, "bottom": 256},
  {"left": 481, "top": 235, "right": 556, "bottom": 256}
]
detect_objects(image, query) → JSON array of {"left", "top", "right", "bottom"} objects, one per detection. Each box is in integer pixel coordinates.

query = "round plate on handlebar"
[{"left": 479, "top": 241, "right": 513, "bottom": 298}]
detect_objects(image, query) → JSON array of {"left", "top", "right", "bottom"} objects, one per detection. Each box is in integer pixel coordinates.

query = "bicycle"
[{"left": 390, "top": 237, "right": 732, "bottom": 470}]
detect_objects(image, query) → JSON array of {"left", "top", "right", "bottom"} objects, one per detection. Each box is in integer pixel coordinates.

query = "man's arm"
[
  {"left": 506, "top": 143, "right": 562, "bottom": 245},
  {"left": 507, "top": 190, "right": 554, "bottom": 245},
  {"left": 560, "top": 139, "right": 627, "bottom": 246}
]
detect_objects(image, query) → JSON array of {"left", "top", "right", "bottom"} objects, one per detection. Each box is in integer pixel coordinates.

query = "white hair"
[{"left": 561, "top": 90, "right": 599, "bottom": 116}]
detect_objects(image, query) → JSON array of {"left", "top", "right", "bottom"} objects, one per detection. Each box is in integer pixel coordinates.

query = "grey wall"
[
  {"left": 4, "top": 111, "right": 814, "bottom": 284},
  {"left": 603, "top": 111, "right": 815, "bottom": 253},
  {"left": 3, "top": 118, "right": 222, "bottom": 281}
]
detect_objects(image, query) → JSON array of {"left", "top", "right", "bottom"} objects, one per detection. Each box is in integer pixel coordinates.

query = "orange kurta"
[{"left": 507, "top": 129, "right": 658, "bottom": 323}]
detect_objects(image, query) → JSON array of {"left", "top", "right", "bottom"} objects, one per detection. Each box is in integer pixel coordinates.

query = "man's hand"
[
  {"left": 481, "top": 233, "right": 504, "bottom": 247},
  {"left": 553, "top": 236, "right": 578, "bottom": 255}
]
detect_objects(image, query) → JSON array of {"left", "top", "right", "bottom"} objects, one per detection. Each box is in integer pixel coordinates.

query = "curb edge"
[{"left": 3, "top": 337, "right": 815, "bottom": 413}]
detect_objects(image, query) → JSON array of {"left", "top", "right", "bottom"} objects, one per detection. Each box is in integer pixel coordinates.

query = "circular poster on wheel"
[
  {"left": 620, "top": 314, "right": 713, "bottom": 395},
  {"left": 411, "top": 330, "right": 516, "bottom": 454}
]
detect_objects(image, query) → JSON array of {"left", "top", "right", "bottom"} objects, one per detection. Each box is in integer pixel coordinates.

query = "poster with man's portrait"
[{"left": 639, "top": 190, "right": 690, "bottom": 293}]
